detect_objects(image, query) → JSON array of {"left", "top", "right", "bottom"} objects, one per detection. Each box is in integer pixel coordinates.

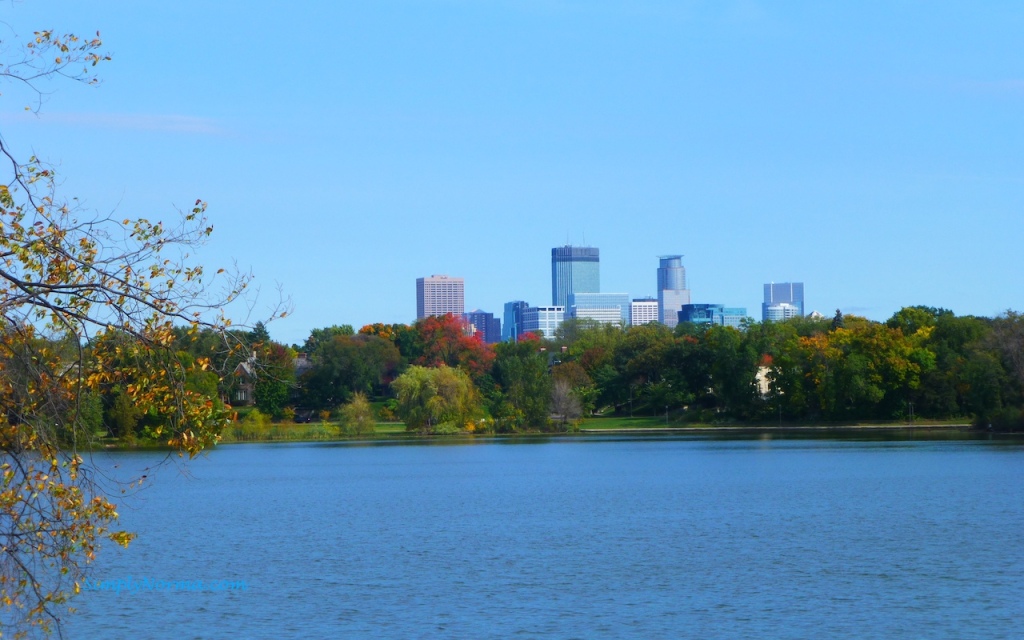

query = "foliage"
[
  {"left": 300, "top": 324, "right": 354, "bottom": 354},
  {"left": 299, "top": 334, "right": 401, "bottom": 410},
  {"left": 532, "top": 311, "right": 1022, "bottom": 428},
  {"left": 0, "top": 23, "right": 270, "bottom": 637},
  {"left": 550, "top": 379, "right": 582, "bottom": 429},
  {"left": 414, "top": 314, "right": 494, "bottom": 380},
  {"left": 340, "top": 392, "right": 376, "bottom": 436},
  {"left": 831, "top": 309, "right": 845, "bottom": 331},
  {"left": 359, "top": 322, "right": 423, "bottom": 362},
  {"left": 392, "top": 365, "right": 481, "bottom": 434},
  {"left": 489, "top": 335, "right": 551, "bottom": 432}
]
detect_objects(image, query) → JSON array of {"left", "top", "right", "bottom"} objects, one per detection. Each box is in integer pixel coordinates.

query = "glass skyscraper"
[
  {"left": 657, "top": 255, "right": 691, "bottom": 328},
  {"left": 502, "top": 300, "right": 529, "bottom": 342},
  {"left": 762, "top": 282, "right": 804, "bottom": 321},
  {"left": 551, "top": 246, "right": 600, "bottom": 307}
]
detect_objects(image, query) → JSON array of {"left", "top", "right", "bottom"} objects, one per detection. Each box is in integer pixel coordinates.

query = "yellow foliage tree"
[{"left": 0, "top": 26, "right": 268, "bottom": 637}]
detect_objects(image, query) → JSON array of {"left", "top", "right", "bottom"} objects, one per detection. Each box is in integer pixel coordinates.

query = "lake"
[{"left": 67, "top": 433, "right": 1024, "bottom": 638}]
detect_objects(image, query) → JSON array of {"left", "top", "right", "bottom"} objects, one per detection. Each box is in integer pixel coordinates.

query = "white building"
[
  {"left": 521, "top": 305, "right": 564, "bottom": 339},
  {"left": 764, "top": 302, "right": 801, "bottom": 322},
  {"left": 568, "top": 292, "right": 630, "bottom": 326},
  {"left": 630, "top": 298, "right": 659, "bottom": 326},
  {"left": 416, "top": 275, "right": 464, "bottom": 320}
]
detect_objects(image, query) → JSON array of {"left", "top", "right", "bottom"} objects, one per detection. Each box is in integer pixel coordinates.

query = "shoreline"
[
  {"left": 97, "top": 422, "right": 1024, "bottom": 451},
  {"left": 578, "top": 423, "right": 973, "bottom": 434}
]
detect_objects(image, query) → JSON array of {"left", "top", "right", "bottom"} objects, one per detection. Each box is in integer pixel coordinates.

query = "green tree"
[
  {"left": 551, "top": 361, "right": 596, "bottom": 416},
  {"left": 831, "top": 309, "right": 845, "bottom": 331},
  {"left": 301, "top": 324, "right": 355, "bottom": 354},
  {"left": 490, "top": 335, "right": 551, "bottom": 431},
  {"left": 392, "top": 365, "right": 481, "bottom": 434},
  {"left": 253, "top": 342, "right": 296, "bottom": 419},
  {"left": 340, "top": 392, "right": 376, "bottom": 436},
  {"left": 300, "top": 334, "right": 401, "bottom": 409}
]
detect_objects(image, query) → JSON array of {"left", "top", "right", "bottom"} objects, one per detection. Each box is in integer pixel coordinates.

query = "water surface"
[{"left": 68, "top": 435, "right": 1024, "bottom": 638}]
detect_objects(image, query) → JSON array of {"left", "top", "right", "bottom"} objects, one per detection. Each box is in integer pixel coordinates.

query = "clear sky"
[{"left": 2, "top": 1, "right": 1022, "bottom": 345}]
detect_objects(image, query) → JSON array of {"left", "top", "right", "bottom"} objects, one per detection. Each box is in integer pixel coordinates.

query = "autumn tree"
[
  {"left": 0, "top": 26, "right": 270, "bottom": 636},
  {"left": 360, "top": 322, "right": 423, "bottom": 363},
  {"left": 415, "top": 313, "right": 494, "bottom": 380}
]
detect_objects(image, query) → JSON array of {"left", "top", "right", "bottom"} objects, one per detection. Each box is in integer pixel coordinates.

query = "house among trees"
[{"left": 232, "top": 358, "right": 257, "bottom": 406}]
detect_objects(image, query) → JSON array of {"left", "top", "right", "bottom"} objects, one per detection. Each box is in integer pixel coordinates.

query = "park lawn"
[
  {"left": 374, "top": 422, "right": 407, "bottom": 435},
  {"left": 580, "top": 415, "right": 679, "bottom": 430}
]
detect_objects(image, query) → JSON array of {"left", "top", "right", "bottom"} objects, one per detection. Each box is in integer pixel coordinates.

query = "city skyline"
[
  {"left": 417, "top": 248, "right": 799, "bottom": 340},
  {"left": 5, "top": 2, "right": 1021, "bottom": 346}
]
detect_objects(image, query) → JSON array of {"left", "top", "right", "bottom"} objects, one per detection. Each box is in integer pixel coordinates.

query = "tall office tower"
[
  {"left": 551, "top": 246, "right": 600, "bottom": 308},
  {"left": 657, "top": 255, "right": 691, "bottom": 328},
  {"left": 502, "top": 300, "right": 529, "bottom": 342},
  {"left": 630, "top": 297, "right": 659, "bottom": 326},
  {"left": 464, "top": 310, "right": 501, "bottom": 344},
  {"left": 416, "top": 275, "right": 464, "bottom": 320},
  {"left": 762, "top": 282, "right": 804, "bottom": 321}
]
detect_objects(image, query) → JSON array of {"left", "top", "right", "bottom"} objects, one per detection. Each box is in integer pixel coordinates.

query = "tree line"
[{"left": 186, "top": 306, "right": 1024, "bottom": 435}]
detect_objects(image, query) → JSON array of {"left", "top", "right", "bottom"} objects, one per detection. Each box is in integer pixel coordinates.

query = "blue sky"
[{"left": 2, "top": 1, "right": 1022, "bottom": 345}]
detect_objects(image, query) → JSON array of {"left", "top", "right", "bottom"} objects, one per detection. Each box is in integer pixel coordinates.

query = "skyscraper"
[
  {"left": 551, "top": 246, "right": 600, "bottom": 308},
  {"left": 657, "top": 255, "right": 691, "bottom": 328},
  {"left": 416, "top": 275, "right": 464, "bottom": 320},
  {"left": 762, "top": 282, "right": 804, "bottom": 321},
  {"left": 464, "top": 309, "right": 501, "bottom": 344},
  {"left": 502, "top": 300, "right": 529, "bottom": 342}
]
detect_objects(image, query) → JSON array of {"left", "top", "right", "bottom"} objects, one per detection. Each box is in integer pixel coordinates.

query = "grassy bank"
[
  {"left": 579, "top": 415, "right": 971, "bottom": 433},
  {"left": 218, "top": 420, "right": 408, "bottom": 443}
]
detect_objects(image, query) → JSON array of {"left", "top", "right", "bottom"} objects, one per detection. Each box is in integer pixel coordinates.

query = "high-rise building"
[
  {"left": 568, "top": 292, "right": 630, "bottom": 326},
  {"left": 764, "top": 302, "right": 800, "bottom": 322},
  {"left": 502, "top": 300, "right": 529, "bottom": 342},
  {"left": 464, "top": 309, "right": 501, "bottom": 344},
  {"left": 521, "top": 306, "right": 564, "bottom": 339},
  {"left": 679, "top": 304, "right": 748, "bottom": 329},
  {"left": 416, "top": 275, "right": 464, "bottom": 320},
  {"left": 630, "top": 297, "right": 659, "bottom": 326},
  {"left": 657, "top": 255, "right": 691, "bottom": 328},
  {"left": 551, "top": 246, "right": 600, "bottom": 308},
  {"left": 762, "top": 282, "right": 804, "bottom": 321}
]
